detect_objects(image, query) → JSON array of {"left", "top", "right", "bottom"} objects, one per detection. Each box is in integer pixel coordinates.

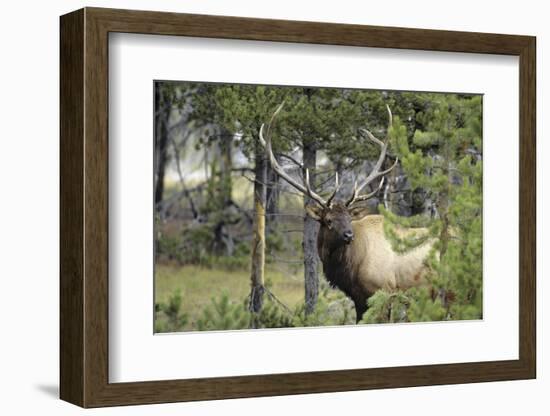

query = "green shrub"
[
  {"left": 196, "top": 292, "right": 250, "bottom": 331},
  {"left": 155, "top": 289, "right": 189, "bottom": 332},
  {"left": 254, "top": 297, "right": 295, "bottom": 329},
  {"left": 157, "top": 223, "right": 252, "bottom": 270},
  {"left": 192, "top": 281, "right": 355, "bottom": 331},
  {"left": 178, "top": 225, "right": 215, "bottom": 264},
  {"left": 156, "top": 234, "right": 183, "bottom": 262},
  {"left": 291, "top": 285, "right": 355, "bottom": 327}
]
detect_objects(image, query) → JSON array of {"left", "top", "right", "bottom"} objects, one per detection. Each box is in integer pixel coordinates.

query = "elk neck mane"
[{"left": 318, "top": 214, "right": 385, "bottom": 300}]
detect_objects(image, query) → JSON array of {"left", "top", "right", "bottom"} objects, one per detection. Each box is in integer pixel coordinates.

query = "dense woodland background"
[{"left": 153, "top": 81, "right": 483, "bottom": 332}]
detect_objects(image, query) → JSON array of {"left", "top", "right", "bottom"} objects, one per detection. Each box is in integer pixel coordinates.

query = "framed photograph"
[{"left": 60, "top": 7, "right": 536, "bottom": 408}]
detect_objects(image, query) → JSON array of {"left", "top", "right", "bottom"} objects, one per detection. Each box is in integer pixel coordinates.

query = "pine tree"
[{"left": 366, "top": 93, "right": 483, "bottom": 323}]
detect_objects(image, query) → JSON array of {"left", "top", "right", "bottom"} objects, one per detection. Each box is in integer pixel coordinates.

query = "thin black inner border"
[{"left": 149, "top": 78, "right": 486, "bottom": 336}]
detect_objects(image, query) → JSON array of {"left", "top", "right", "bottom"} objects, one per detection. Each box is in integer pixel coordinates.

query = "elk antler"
[
  {"left": 325, "top": 172, "right": 340, "bottom": 207},
  {"left": 259, "top": 103, "right": 339, "bottom": 209},
  {"left": 346, "top": 105, "right": 399, "bottom": 207}
]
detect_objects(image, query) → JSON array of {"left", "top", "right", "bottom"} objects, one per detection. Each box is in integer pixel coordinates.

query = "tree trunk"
[
  {"left": 211, "top": 128, "right": 235, "bottom": 255},
  {"left": 154, "top": 86, "right": 169, "bottom": 208},
  {"left": 439, "top": 130, "right": 452, "bottom": 261},
  {"left": 303, "top": 141, "right": 319, "bottom": 315},
  {"left": 438, "top": 189, "right": 450, "bottom": 259},
  {"left": 266, "top": 159, "right": 280, "bottom": 231},
  {"left": 436, "top": 133, "right": 452, "bottom": 311},
  {"left": 249, "top": 143, "right": 267, "bottom": 326},
  {"left": 388, "top": 163, "right": 398, "bottom": 213},
  {"left": 218, "top": 129, "right": 233, "bottom": 207}
]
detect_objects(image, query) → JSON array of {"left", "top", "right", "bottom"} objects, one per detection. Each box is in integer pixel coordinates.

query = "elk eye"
[{"left": 325, "top": 219, "right": 332, "bottom": 227}]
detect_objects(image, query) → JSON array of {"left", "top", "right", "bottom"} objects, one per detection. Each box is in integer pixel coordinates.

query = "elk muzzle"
[{"left": 343, "top": 230, "right": 354, "bottom": 244}]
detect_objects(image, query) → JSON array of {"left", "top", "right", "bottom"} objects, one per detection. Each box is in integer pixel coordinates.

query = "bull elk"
[{"left": 259, "top": 103, "right": 433, "bottom": 322}]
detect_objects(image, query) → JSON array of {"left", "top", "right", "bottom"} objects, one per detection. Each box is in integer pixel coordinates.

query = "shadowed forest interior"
[{"left": 154, "top": 81, "right": 483, "bottom": 333}]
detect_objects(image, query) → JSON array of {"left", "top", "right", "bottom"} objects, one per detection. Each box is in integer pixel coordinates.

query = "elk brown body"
[{"left": 308, "top": 203, "right": 433, "bottom": 321}]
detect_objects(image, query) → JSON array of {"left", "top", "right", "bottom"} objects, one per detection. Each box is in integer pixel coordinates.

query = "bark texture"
[
  {"left": 303, "top": 141, "right": 319, "bottom": 315},
  {"left": 154, "top": 86, "right": 169, "bottom": 208},
  {"left": 249, "top": 144, "right": 267, "bottom": 325}
]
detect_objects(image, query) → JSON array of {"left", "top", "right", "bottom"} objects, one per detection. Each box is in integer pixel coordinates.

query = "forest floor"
[{"left": 155, "top": 263, "right": 305, "bottom": 331}]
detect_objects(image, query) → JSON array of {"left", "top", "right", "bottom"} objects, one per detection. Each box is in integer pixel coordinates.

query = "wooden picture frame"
[{"left": 60, "top": 7, "right": 536, "bottom": 408}]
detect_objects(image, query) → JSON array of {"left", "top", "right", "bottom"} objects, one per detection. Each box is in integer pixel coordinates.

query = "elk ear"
[
  {"left": 349, "top": 206, "right": 370, "bottom": 221},
  {"left": 305, "top": 205, "right": 323, "bottom": 221}
]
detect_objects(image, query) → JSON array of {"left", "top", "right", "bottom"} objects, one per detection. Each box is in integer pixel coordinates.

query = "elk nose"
[{"left": 344, "top": 230, "right": 354, "bottom": 242}]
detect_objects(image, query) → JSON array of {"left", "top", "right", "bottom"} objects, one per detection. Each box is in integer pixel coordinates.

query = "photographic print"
[{"left": 154, "top": 81, "right": 482, "bottom": 333}]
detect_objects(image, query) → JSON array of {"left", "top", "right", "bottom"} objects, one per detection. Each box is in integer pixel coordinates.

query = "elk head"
[{"left": 259, "top": 102, "right": 398, "bottom": 248}]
